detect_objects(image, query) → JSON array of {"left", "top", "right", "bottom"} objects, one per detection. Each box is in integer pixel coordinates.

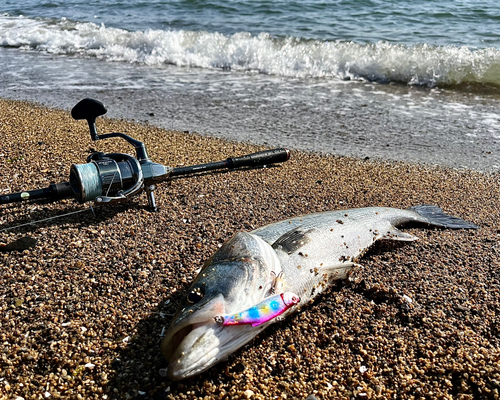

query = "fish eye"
[{"left": 186, "top": 286, "right": 205, "bottom": 304}]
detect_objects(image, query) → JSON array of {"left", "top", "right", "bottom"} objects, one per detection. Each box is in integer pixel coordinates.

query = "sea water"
[{"left": 1, "top": 0, "right": 499, "bottom": 171}]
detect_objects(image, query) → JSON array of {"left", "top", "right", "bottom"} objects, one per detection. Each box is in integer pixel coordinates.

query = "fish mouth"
[
  {"left": 163, "top": 321, "right": 223, "bottom": 380},
  {"left": 163, "top": 319, "right": 266, "bottom": 380},
  {"left": 161, "top": 294, "right": 268, "bottom": 380},
  {"left": 161, "top": 294, "right": 226, "bottom": 380},
  {"left": 162, "top": 323, "right": 195, "bottom": 361}
]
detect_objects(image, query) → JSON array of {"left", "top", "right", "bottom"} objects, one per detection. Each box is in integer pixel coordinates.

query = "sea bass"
[{"left": 161, "top": 205, "right": 477, "bottom": 380}]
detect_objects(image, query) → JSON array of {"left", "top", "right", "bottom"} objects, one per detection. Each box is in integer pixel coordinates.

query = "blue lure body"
[{"left": 218, "top": 292, "right": 300, "bottom": 327}]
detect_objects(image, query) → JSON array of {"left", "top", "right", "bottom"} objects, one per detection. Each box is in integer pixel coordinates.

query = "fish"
[{"left": 161, "top": 204, "right": 478, "bottom": 380}]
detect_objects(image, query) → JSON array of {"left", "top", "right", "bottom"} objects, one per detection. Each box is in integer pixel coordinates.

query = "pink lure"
[{"left": 218, "top": 292, "right": 300, "bottom": 327}]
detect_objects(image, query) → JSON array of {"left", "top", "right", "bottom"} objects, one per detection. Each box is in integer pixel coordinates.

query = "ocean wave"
[{"left": 1, "top": 14, "right": 500, "bottom": 89}]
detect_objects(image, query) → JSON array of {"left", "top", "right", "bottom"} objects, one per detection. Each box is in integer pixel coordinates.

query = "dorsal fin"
[
  {"left": 211, "top": 232, "right": 259, "bottom": 263},
  {"left": 272, "top": 227, "right": 314, "bottom": 254}
]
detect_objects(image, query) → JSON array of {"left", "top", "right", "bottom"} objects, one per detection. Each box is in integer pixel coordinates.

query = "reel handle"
[{"left": 71, "top": 98, "right": 107, "bottom": 141}]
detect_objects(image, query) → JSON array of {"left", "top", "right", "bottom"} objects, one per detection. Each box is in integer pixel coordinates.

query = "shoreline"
[
  {"left": 2, "top": 47, "right": 500, "bottom": 174},
  {"left": 1, "top": 99, "right": 499, "bottom": 399}
]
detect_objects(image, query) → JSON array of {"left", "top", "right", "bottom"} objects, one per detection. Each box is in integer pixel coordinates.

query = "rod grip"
[
  {"left": 227, "top": 148, "right": 290, "bottom": 168},
  {"left": 0, "top": 182, "right": 73, "bottom": 205},
  {"left": 48, "top": 181, "right": 73, "bottom": 201}
]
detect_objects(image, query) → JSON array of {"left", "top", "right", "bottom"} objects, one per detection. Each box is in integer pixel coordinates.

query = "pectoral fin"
[
  {"left": 323, "top": 261, "right": 361, "bottom": 281},
  {"left": 380, "top": 227, "right": 419, "bottom": 242},
  {"left": 272, "top": 227, "right": 315, "bottom": 254}
]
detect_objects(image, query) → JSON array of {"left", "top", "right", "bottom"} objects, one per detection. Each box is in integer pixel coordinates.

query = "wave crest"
[{"left": 1, "top": 14, "right": 500, "bottom": 88}]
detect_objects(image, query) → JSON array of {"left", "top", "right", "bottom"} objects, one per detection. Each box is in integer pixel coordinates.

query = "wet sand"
[{"left": 0, "top": 99, "right": 499, "bottom": 399}]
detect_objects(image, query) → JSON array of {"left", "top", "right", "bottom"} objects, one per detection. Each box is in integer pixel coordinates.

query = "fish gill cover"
[{"left": 1, "top": 13, "right": 499, "bottom": 89}]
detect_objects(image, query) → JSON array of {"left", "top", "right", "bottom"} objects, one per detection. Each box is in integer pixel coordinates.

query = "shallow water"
[{"left": 1, "top": 1, "right": 499, "bottom": 172}]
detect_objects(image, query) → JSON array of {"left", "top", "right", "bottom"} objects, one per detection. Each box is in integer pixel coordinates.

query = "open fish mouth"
[
  {"left": 164, "top": 320, "right": 269, "bottom": 380},
  {"left": 161, "top": 296, "right": 271, "bottom": 380},
  {"left": 164, "top": 321, "right": 223, "bottom": 380},
  {"left": 161, "top": 294, "right": 227, "bottom": 379},
  {"left": 162, "top": 323, "right": 196, "bottom": 361}
]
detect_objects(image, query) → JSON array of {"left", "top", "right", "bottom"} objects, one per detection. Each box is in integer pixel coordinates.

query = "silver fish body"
[
  {"left": 161, "top": 232, "right": 281, "bottom": 379},
  {"left": 161, "top": 205, "right": 477, "bottom": 380}
]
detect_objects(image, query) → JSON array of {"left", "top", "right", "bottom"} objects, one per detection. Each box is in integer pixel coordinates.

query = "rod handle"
[
  {"left": 48, "top": 181, "right": 73, "bottom": 200},
  {"left": 0, "top": 182, "right": 73, "bottom": 205},
  {"left": 228, "top": 148, "right": 290, "bottom": 169}
]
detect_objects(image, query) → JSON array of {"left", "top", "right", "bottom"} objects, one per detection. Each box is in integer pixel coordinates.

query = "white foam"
[{"left": 1, "top": 14, "right": 500, "bottom": 87}]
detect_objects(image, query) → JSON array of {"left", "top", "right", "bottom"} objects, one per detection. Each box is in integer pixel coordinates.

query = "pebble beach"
[{"left": 1, "top": 99, "right": 499, "bottom": 399}]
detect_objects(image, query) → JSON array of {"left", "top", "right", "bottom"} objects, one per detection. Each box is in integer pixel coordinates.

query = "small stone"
[
  {"left": 231, "top": 362, "right": 246, "bottom": 373},
  {"left": 402, "top": 295, "right": 412, "bottom": 303}
]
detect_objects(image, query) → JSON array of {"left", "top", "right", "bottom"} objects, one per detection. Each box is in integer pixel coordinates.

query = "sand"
[{"left": 0, "top": 99, "right": 499, "bottom": 399}]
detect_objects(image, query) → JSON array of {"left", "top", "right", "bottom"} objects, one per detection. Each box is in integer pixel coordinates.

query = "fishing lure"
[{"left": 215, "top": 292, "right": 300, "bottom": 327}]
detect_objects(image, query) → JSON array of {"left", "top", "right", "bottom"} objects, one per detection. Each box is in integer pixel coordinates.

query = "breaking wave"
[{"left": 2, "top": 14, "right": 500, "bottom": 89}]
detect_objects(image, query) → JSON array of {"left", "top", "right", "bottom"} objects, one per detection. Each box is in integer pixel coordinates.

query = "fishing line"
[
  {"left": 0, "top": 203, "right": 96, "bottom": 232},
  {"left": 104, "top": 170, "right": 119, "bottom": 197},
  {"left": 71, "top": 163, "right": 102, "bottom": 201}
]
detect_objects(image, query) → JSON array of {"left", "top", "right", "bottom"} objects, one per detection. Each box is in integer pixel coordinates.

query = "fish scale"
[
  {"left": 161, "top": 204, "right": 478, "bottom": 380},
  {"left": 256, "top": 208, "right": 417, "bottom": 306}
]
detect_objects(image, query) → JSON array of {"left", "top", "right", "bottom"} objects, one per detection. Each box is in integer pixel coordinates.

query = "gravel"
[{"left": 1, "top": 99, "right": 499, "bottom": 399}]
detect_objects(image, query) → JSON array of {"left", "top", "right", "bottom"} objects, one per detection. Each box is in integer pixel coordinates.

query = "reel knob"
[{"left": 71, "top": 98, "right": 107, "bottom": 141}]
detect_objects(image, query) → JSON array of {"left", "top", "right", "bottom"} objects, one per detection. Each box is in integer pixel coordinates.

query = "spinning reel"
[
  {"left": 0, "top": 98, "right": 290, "bottom": 211},
  {"left": 69, "top": 98, "right": 171, "bottom": 210}
]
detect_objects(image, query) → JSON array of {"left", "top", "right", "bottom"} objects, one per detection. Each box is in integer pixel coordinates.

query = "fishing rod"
[{"left": 0, "top": 98, "right": 290, "bottom": 212}]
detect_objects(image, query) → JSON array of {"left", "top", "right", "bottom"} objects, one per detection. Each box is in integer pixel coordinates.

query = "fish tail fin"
[{"left": 407, "top": 204, "right": 478, "bottom": 229}]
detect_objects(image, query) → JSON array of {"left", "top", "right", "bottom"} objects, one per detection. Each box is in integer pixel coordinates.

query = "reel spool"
[{"left": 69, "top": 152, "right": 143, "bottom": 204}]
